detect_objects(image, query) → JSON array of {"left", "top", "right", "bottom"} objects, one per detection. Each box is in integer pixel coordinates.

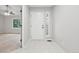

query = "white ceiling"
[
  {"left": 29, "top": 5, "right": 54, "bottom": 7},
  {"left": 0, "top": 5, "right": 22, "bottom": 16}
]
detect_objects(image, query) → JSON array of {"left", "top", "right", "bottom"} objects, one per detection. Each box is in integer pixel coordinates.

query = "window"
[{"left": 13, "top": 19, "right": 22, "bottom": 28}]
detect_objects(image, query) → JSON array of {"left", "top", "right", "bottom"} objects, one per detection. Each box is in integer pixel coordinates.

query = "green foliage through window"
[{"left": 13, "top": 19, "right": 22, "bottom": 28}]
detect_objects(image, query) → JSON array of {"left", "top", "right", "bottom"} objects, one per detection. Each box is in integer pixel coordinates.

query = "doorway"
[
  {"left": 30, "top": 7, "right": 52, "bottom": 40},
  {"left": 0, "top": 5, "right": 22, "bottom": 52}
]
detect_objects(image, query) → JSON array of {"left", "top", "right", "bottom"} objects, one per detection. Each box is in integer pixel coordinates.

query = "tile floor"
[{"left": 13, "top": 39, "right": 65, "bottom": 53}]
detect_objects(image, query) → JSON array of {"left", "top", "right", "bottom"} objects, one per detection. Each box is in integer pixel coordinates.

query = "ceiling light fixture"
[
  {"left": 4, "top": 12, "right": 10, "bottom": 15},
  {"left": 4, "top": 5, "right": 11, "bottom": 16}
]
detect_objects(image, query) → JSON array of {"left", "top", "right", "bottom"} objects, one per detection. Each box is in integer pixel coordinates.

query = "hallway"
[{"left": 13, "top": 39, "right": 65, "bottom": 53}]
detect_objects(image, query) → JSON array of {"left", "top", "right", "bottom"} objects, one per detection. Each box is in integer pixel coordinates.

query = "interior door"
[{"left": 30, "top": 9, "right": 45, "bottom": 39}]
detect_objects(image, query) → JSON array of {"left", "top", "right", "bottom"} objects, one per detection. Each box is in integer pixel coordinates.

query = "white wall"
[
  {"left": 53, "top": 5, "right": 79, "bottom": 52},
  {"left": 0, "top": 14, "right": 4, "bottom": 33},
  {"left": 4, "top": 15, "right": 21, "bottom": 34},
  {"left": 50, "top": 7, "right": 55, "bottom": 40},
  {"left": 22, "top": 5, "right": 30, "bottom": 47}
]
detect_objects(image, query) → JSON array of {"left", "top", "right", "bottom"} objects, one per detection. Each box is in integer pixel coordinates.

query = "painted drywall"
[
  {"left": 50, "top": 7, "right": 55, "bottom": 40},
  {"left": 53, "top": 5, "right": 79, "bottom": 52},
  {"left": 0, "top": 14, "right": 4, "bottom": 33},
  {"left": 22, "top": 5, "right": 30, "bottom": 47},
  {"left": 4, "top": 15, "right": 21, "bottom": 34}
]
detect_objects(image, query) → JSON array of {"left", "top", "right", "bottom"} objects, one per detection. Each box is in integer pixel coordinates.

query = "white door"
[{"left": 30, "top": 10, "right": 45, "bottom": 39}]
